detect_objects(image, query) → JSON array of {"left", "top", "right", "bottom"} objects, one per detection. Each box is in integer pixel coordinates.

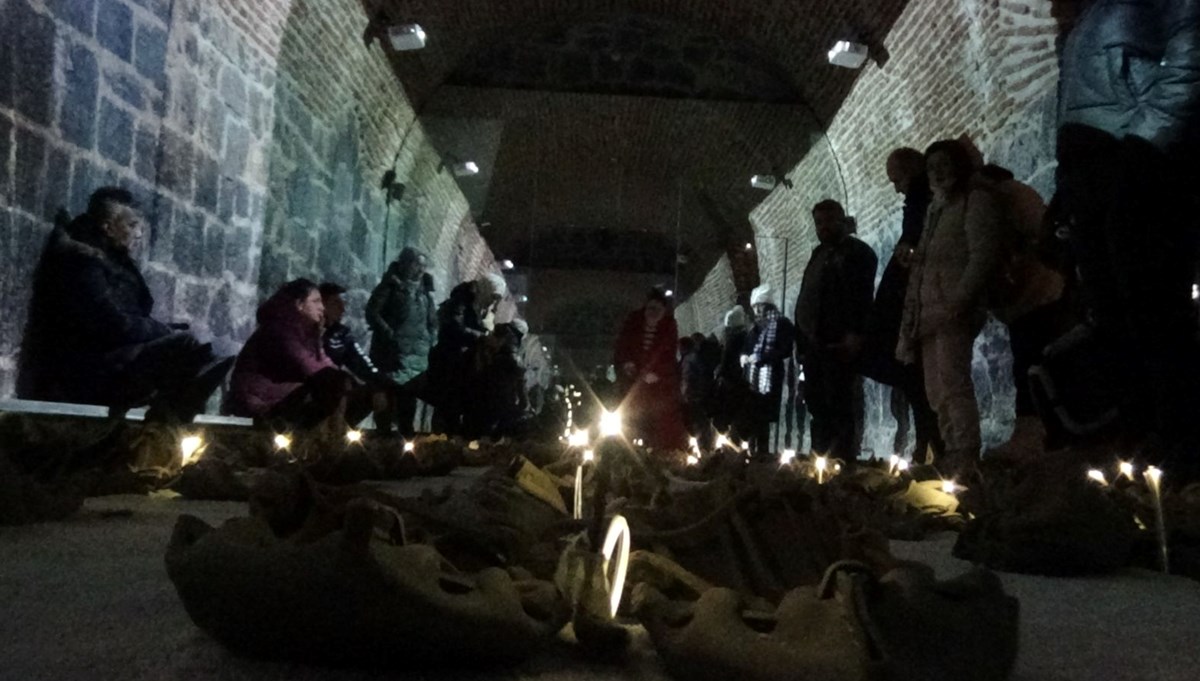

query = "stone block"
[
  {"left": 97, "top": 0, "right": 134, "bottom": 62},
  {"left": 134, "top": 21, "right": 168, "bottom": 81},
  {"left": 60, "top": 43, "right": 100, "bottom": 150},
  {"left": 223, "top": 123, "right": 250, "bottom": 177},
  {"left": 234, "top": 180, "right": 250, "bottom": 219},
  {"left": 0, "top": 116, "right": 11, "bottom": 193},
  {"left": 179, "top": 281, "right": 211, "bottom": 320},
  {"left": 194, "top": 154, "right": 220, "bottom": 212},
  {"left": 143, "top": 267, "right": 176, "bottom": 320},
  {"left": 41, "top": 147, "right": 72, "bottom": 222},
  {"left": 10, "top": 0, "right": 58, "bottom": 128},
  {"left": 219, "top": 67, "right": 248, "bottom": 118},
  {"left": 129, "top": 0, "right": 171, "bottom": 24},
  {"left": 209, "top": 284, "right": 233, "bottom": 338},
  {"left": 49, "top": 0, "right": 96, "bottom": 36},
  {"left": 98, "top": 99, "right": 134, "bottom": 166},
  {"left": 172, "top": 209, "right": 205, "bottom": 274},
  {"left": 109, "top": 67, "right": 149, "bottom": 111},
  {"left": 158, "top": 128, "right": 193, "bottom": 196},
  {"left": 217, "top": 175, "right": 237, "bottom": 224},
  {"left": 147, "top": 195, "right": 174, "bottom": 263},
  {"left": 134, "top": 124, "right": 158, "bottom": 181},
  {"left": 203, "top": 222, "right": 226, "bottom": 277},
  {"left": 201, "top": 93, "right": 227, "bottom": 154},
  {"left": 225, "top": 225, "right": 252, "bottom": 280},
  {"left": 170, "top": 69, "right": 200, "bottom": 131},
  {"left": 70, "top": 156, "right": 101, "bottom": 215},
  {"left": 14, "top": 126, "right": 46, "bottom": 213}
]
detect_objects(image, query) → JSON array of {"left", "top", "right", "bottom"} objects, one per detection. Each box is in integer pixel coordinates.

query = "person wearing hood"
[
  {"left": 427, "top": 272, "right": 508, "bottom": 435},
  {"left": 743, "top": 284, "right": 797, "bottom": 456},
  {"left": 712, "top": 305, "right": 751, "bottom": 439},
  {"left": 365, "top": 247, "right": 437, "bottom": 435},
  {"left": 17, "top": 187, "right": 231, "bottom": 423},
  {"left": 227, "top": 278, "right": 360, "bottom": 429},
  {"left": 613, "top": 287, "right": 688, "bottom": 451}
]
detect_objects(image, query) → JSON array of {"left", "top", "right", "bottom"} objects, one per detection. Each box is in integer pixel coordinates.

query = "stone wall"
[
  {"left": 736, "top": 0, "right": 1061, "bottom": 456},
  {"left": 0, "top": 0, "right": 499, "bottom": 397}
]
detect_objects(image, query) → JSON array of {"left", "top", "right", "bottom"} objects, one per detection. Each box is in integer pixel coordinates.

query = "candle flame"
[
  {"left": 599, "top": 410, "right": 623, "bottom": 438},
  {"left": 345, "top": 429, "right": 363, "bottom": 444},
  {"left": 403, "top": 441, "right": 416, "bottom": 453},
  {"left": 582, "top": 448, "right": 595, "bottom": 463},
  {"left": 715, "top": 434, "right": 730, "bottom": 449},
  {"left": 1119, "top": 461, "right": 1135, "bottom": 480},
  {"left": 780, "top": 449, "right": 797, "bottom": 465},
  {"left": 1145, "top": 466, "right": 1163, "bottom": 488},
  {"left": 273, "top": 434, "right": 292, "bottom": 450},
  {"left": 1087, "top": 469, "right": 1108, "bottom": 485},
  {"left": 896, "top": 458, "right": 910, "bottom": 473},
  {"left": 814, "top": 456, "right": 828, "bottom": 471},
  {"left": 601, "top": 515, "right": 632, "bottom": 617},
  {"left": 688, "top": 436, "right": 699, "bottom": 450},
  {"left": 941, "top": 480, "right": 958, "bottom": 495},
  {"left": 686, "top": 454, "right": 699, "bottom": 466},
  {"left": 568, "top": 429, "right": 590, "bottom": 448},
  {"left": 180, "top": 435, "right": 204, "bottom": 465}
]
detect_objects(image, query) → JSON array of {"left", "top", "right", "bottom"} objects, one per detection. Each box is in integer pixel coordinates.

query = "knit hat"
[
  {"left": 750, "top": 284, "right": 777, "bottom": 308},
  {"left": 474, "top": 272, "right": 508, "bottom": 301},
  {"left": 723, "top": 305, "right": 747, "bottom": 329}
]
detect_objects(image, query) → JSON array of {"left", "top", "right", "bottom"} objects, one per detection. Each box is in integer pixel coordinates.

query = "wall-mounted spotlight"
[
  {"left": 744, "top": 242, "right": 754, "bottom": 251},
  {"left": 665, "top": 289, "right": 674, "bottom": 298},
  {"left": 500, "top": 259, "right": 515, "bottom": 270},
  {"left": 750, "top": 175, "right": 778, "bottom": 191},
  {"left": 452, "top": 161, "right": 480, "bottom": 177},
  {"left": 388, "top": 24, "right": 427, "bottom": 51},
  {"left": 828, "top": 40, "right": 869, "bottom": 69},
  {"left": 516, "top": 294, "right": 529, "bottom": 303}
]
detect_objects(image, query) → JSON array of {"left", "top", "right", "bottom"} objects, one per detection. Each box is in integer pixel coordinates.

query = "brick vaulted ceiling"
[{"left": 363, "top": 0, "right": 911, "bottom": 292}]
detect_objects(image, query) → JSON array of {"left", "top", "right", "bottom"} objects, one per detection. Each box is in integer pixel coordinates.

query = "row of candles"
[
  {"left": 177, "top": 430, "right": 419, "bottom": 467},
  {"left": 1088, "top": 460, "right": 1170, "bottom": 573}
]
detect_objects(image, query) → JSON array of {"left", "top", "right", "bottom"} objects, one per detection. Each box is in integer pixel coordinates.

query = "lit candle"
[
  {"left": 815, "top": 456, "right": 828, "bottom": 484},
  {"left": 688, "top": 436, "right": 699, "bottom": 451},
  {"left": 780, "top": 449, "right": 797, "bottom": 465},
  {"left": 403, "top": 441, "right": 416, "bottom": 453},
  {"left": 273, "top": 433, "right": 292, "bottom": 450},
  {"left": 941, "top": 480, "right": 958, "bottom": 495},
  {"left": 888, "top": 454, "right": 900, "bottom": 475},
  {"left": 573, "top": 462, "right": 585, "bottom": 520},
  {"left": 345, "top": 429, "right": 363, "bottom": 444},
  {"left": 599, "top": 410, "right": 623, "bottom": 438},
  {"left": 1087, "top": 469, "right": 1108, "bottom": 486},
  {"left": 601, "top": 515, "right": 632, "bottom": 617},
  {"left": 1119, "top": 461, "right": 1135, "bottom": 481},
  {"left": 686, "top": 454, "right": 699, "bottom": 466},
  {"left": 741, "top": 441, "right": 751, "bottom": 452},
  {"left": 715, "top": 433, "right": 730, "bottom": 450},
  {"left": 896, "top": 458, "right": 910, "bottom": 474},
  {"left": 1144, "top": 466, "right": 1169, "bottom": 574},
  {"left": 180, "top": 435, "right": 204, "bottom": 466},
  {"left": 568, "top": 429, "right": 590, "bottom": 448}
]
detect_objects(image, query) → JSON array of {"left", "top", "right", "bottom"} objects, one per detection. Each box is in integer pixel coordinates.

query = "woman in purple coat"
[{"left": 228, "top": 279, "right": 356, "bottom": 429}]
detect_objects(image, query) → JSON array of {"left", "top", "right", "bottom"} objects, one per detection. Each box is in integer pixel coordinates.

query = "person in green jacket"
[{"left": 366, "top": 247, "right": 437, "bottom": 436}]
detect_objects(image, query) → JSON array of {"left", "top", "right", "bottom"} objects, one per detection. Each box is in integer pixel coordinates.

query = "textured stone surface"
[{"left": 0, "top": 0, "right": 500, "bottom": 395}]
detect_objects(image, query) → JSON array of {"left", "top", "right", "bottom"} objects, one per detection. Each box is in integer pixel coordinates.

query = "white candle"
[{"left": 1144, "top": 466, "right": 1169, "bottom": 573}]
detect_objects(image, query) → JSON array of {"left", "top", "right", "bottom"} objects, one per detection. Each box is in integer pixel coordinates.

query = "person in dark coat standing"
[
  {"left": 713, "top": 305, "right": 751, "bottom": 440},
  {"left": 17, "top": 187, "right": 230, "bottom": 423},
  {"left": 613, "top": 287, "right": 688, "bottom": 451},
  {"left": 228, "top": 279, "right": 363, "bottom": 430},
  {"left": 366, "top": 247, "right": 438, "bottom": 435},
  {"left": 427, "top": 272, "right": 507, "bottom": 436},
  {"left": 1053, "top": 0, "right": 1200, "bottom": 470},
  {"left": 743, "top": 284, "right": 797, "bottom": 457},
  {"left": 794, "top": 200, "right": 878, "bottom": 462},
  {"left": 861, "top": 148, "right": 943, "bottom": 461}
]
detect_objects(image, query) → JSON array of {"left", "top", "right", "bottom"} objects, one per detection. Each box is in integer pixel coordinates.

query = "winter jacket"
[
  {"left": 794, "top": 235, "right": 878, "bottom": 354},
  {"left": 977, "top": 177, "right": 1066, "bottom": 324},
  {"left": 228, "top": 290, "right": 335, "bottom": 417},
  {"left": 366, "top": 261, "right": 437, "bottom": 384},
  {"left": 745, "top": 308, "right": 796, "bottom": 405},
  {"left": 323, "top": 322, "right": 379, "bottom": 384},
  {"left": 613, "top": 308, "right": 681, "bottom": 397},
  {"left": 17, "top": 223, "right": 172, "bottom": 403},
  {"left": 897, "top": 189, "right": 1005, "bottom": 363},
  {"left": 426, "top": 282, "right": 489, "bottom": 410},
  {"left": 870, "top": 180, "right": 931, "bottom": 340},
  {"left": 1058, "top": 0, "right": 1200, "bottom": 156}
]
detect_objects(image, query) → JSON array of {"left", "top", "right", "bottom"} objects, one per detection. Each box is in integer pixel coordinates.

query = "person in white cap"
[{"left": 742, "top": 284, "right": 796, "bottom": 456}]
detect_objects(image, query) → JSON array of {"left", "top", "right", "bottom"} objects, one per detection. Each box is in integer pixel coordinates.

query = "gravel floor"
[{"left": 2, "top": 485, "right": 1199, "bottom": 681}]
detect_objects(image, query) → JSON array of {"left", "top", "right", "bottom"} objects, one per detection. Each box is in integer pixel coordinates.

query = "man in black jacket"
[
  {"left": 861, "top": 148, "right": 943, "bottom": 461},
  {"left": 17, "top": 187, "right": 230, "bottom": 422},
  {"left": 794, "top": 200, "right": 878, "bottom": 461},
  {"left": 318, "top": 282, "right": 381, "bottom": 384}
]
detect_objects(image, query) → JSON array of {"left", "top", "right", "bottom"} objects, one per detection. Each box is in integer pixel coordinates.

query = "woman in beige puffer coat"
[{"left": 897, "top": 140, "right": 1004, "bottom": 473}]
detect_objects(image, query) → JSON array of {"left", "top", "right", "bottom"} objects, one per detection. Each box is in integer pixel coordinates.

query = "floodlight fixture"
[
  {"left": 750, "top": 175, "right": 778, "bottom": 190},
  {"left": 388, "top": 24, "right": 427, "bottom": 51},
  {"left": 828, "top": 40, "right": 869, "bottom": 69},
  {"left": 452, "top": 161, "right": 480, "bottom": 177}
]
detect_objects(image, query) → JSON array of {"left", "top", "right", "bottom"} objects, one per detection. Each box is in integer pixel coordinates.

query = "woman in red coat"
[{"left": 612, "top": 288, "right": 688, "bottom": 451}]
